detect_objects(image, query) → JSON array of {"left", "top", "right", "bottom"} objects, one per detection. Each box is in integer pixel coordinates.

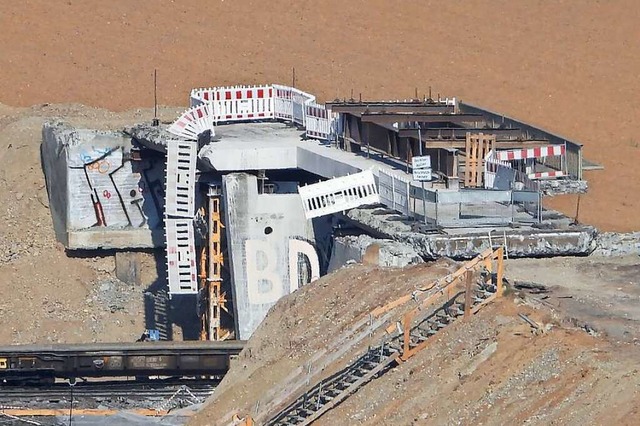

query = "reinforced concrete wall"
[
  {"left": 223, "top": 173, "right": 320, "bottom": 340},
  {"left": 41, "top": 122, "right": 165, "bottom": 249},
  {"left": 344, "top": 206, "right": 597, "bottom": 259}
]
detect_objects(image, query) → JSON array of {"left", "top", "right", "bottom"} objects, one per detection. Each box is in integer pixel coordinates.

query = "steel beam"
[
  {"left": 398, "top": 127, "right": 524, "bottom": 139},
  {"left": 327, "top": 102, "right": 454, "bottom": 115},
  {"left": 361, "top": 113, "right": 484, "bottom": 125}
]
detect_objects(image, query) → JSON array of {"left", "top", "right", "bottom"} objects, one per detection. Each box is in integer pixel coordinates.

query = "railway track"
[
  {"left": 264, "top": 248, "right": 504, "bottom": 425},
  {"left": 0, "top": 379, "right": 217, "bottom": 409}
]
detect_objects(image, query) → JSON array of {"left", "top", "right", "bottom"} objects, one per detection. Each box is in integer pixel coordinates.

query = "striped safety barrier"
[
  {"left": 495, "top": 145, "right": 565, "bottom": 161},
  {"left": 291, "top": 88, "right": 315, "bottom": 127},
  {"left": 165, "top": 141, "right": 197, "bottom": 218},
  {"left": 484, "top": 150, "right": 539, "bottom": 191},
  {"left": 298, "top": 170, "right": 380, "bottom": 219},
  {"left": 484, "top": 151, "right": 511, "bottom": 189},
  {"left": 168, "top": 103, "right": 216, "bottom": 141},
  {"left": 273, "top": 84, "right": 294, "bottom": 120},
  {"left": 190, "top": 85, "right": 274, "bottom": 122},
  {"left": 528, "top": 171, "right": 567, "bottom": 180},
  {"left": 165, "top": 218, "right": 198, "bottom": 294},
  {"left": 190, "top": 87, "right": 216, "bottom": 107},
  {"left": 304, "top": 102, "right": 331, "bottom": 140},
  {"left": 210, "top": 85, "right": 274, "bottom": 122},
  {"left": 188, "top": 84, "right": 339, "bottom": 141}
]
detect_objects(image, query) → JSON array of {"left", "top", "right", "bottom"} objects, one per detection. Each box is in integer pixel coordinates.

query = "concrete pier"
[{"left": 223, "top": 173, "right": 320, "bottom": 340}]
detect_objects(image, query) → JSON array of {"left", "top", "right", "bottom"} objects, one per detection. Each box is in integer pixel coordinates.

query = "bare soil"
[
  {"left": 0, "top": 104, "right": 183, "bottom": 344},
  {"left": 0, "top": 0, "right": 639, "bottom": 231},
  {"left": 192, "top": 257, "right": 640, "bottom": 425}
]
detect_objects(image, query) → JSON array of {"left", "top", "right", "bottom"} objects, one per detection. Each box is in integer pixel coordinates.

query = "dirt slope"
[
  {"left": 0, "top": 1, "right": 639, "bottom": 231},
  {"left": 192, "top": 260, "right": 640, "bottom": 425},
  {"left": 0, "top": 104, "right": 181, "bottom": 344}
]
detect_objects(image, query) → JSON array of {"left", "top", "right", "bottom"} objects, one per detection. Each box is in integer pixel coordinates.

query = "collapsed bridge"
[{"left": 40, "top": 82, "right": 600, "bottom": 343}]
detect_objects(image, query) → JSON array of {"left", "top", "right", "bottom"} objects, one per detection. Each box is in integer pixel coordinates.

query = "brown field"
[{"left": 1, "top": 0, "right": 639, "bottom": 231}]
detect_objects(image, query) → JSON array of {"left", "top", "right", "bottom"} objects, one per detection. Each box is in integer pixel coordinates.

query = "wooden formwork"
[
  {"left": 465, "top": 132, "right": 496, "bottom": 187},
  {"left": 398, "top": 246, "right": 504, "bottom": 361}
]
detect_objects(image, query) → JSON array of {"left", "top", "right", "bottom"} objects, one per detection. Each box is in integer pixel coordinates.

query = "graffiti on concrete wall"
[
  {"left": 245, "top": 237, "right": 320, "bottom": 305},
  {"left": 67, "top": 142, "right": 165, "bottom": 231}
]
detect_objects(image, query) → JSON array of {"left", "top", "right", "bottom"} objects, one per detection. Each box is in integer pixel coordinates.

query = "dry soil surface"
[
  {"left": 0, "top": 0, "right": 639, "bottom": 231},
  {"left": 192, "top": 258, "right": 640, "bottom": 426},
  {"left": 0, "top": 103, "right": 186, "bottom": 344}
]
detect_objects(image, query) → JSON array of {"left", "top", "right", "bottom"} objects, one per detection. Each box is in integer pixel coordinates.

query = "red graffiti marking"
[{"left": 102, "top": 189, "right": 112, "bottom": 200}]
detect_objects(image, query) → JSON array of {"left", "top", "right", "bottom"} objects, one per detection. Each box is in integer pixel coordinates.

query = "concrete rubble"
[
  {"left": 592, "top": 232, "right": 640, "bottom": 256},
  {"left": 539, "top": 179, "right": 588, "bottom": 196},
  {"left": 328, "top": 235, "right": 424, "bottom": 272},
  {"left": 345, "top": 206, "right": 598, "bottom": 259}
]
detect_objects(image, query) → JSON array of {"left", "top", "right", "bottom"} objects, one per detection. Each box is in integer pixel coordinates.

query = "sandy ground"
[
  {"left": 192, "top": 258, "right": 640, "bottom": 425},
  {"left": 0, "top": 0, "right": 639, "bottom": 231},
  {"left": 0, "top": 104, "right": 185, "bottom": 344}
]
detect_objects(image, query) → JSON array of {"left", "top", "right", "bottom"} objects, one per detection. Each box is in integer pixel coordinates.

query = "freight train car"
[{"left": 0, "top": 340, "right": 244, "bottom": 385}]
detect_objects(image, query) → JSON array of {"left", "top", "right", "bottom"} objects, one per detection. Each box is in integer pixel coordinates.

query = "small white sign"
[
  {"left": 413, "top": 167, "right": 432, "bottom": 182},
  {"left": 412, "top": 155, "right": 431, "bottom": 170}
]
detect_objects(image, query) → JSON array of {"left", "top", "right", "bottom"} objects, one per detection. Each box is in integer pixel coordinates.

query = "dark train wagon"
[{"left": 0, "top": 340, "right": 244, "bottom": 384}]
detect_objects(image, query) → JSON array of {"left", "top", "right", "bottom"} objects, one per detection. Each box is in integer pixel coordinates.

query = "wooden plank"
[
  {"left": 464, "top": 270, "right": 473, "bottom": 319},
  {"left": 496, "top": 246, "right": 505, "bottom": 296},
  {"left": 0, "top": 408, "right": 171, "bottom": 417},
  {"left": 465, "top": 132, "right": 472, "bottom": 186}
]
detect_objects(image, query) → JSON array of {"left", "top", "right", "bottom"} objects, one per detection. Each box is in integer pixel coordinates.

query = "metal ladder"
[{"left": 265, "top": 273, "right": 499, "bottom": 425}]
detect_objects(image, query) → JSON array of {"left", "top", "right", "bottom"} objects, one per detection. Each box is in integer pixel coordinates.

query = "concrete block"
[
  {"left": 41, "top": 122, "right": 165, "bottom": 250},
  {"left": 328, "top": 235, "right": 424, "bottom": 272},
  {"left": 593, "top": 232, "right": 640, "bottom": 256},
  {"left": 344, "top": 206, "right": 597, "bottom": 259},
  {"left": 115, "top": 251, "right": 142, "bottom": 286},
  {"left": 223, "top": 173, "right": 320, "bottom": 340}
]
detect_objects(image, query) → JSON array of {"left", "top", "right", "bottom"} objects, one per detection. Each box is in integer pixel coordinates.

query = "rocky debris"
[
  {"left": 328, "top": 234, "right": 423, "bottom": 271},
  {"left": 592, "top": 232, "right": 640, "bottom": 256},
  {"left": 539, "top": 179, "right": 588, "bottom": 196},
  {"left": 125, "top": 122, "right": 172, "bottom": 153},
  {"left": 345, "top": 206, "right": 598, "bottom": 259}
]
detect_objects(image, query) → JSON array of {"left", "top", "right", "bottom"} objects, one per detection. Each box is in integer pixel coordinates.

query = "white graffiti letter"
[
  {"left": 245, "top": 239, "right": 283, "bottom": 305},
  {"left": 288, "top": 239, "right": 320, "bottom": 293}
]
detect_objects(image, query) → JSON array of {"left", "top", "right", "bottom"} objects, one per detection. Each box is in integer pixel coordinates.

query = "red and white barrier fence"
[
  {"left": 189, "top": 85, "right": 275, "bottom": 122},
  {"left": 495, "top": 145, "right": 565, "bottom": 161},
  {"left": 528, "top": 171, "right": 567, "bottom": 180},
  {"left": 273, "top": 84, "right": 294, "bottom": 121},
  {"left": 484, "top": 150, "right": 539, "bottom": 191},
  {"left": 211, "top": 85, "right": 274, "bottom": 121},
  {"left": 484, "top": 153, "right": 510, "bottom": 189},
  {"left": 168, "top": 103, "right": 216, "bottom": 140},
  {"left": 189, "top": 84, "right": 336, "bottom": 140},
  {"left": 291, "top": 87, "right": 315, "bottom": 127},
  {"left": 305, "top": 102, "right": 332, "bottom": 140}
]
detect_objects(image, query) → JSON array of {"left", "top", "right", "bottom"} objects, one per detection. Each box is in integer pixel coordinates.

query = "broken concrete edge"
[
  {"left": 344, "top": 207, "right": 600, "bottom": 260},
  {"left": 328, "top": 235, "right": 424, "bottom": 272},
  {"left": 539, "top": 179, "right": 588, "bottom": 196},
  {"left": 42, "top": 121, "right": 131, "bottom": 247},
  {"left": 592, "top": 232, "right": 640, "bottom": 257},
  {"left": 124, "top": 123, "right": 170, "bottom": 154}
]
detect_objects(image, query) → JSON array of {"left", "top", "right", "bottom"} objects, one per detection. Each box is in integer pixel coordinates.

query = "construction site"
[{"left": 1, "top": 1, "right": 639, "bottom": 425}]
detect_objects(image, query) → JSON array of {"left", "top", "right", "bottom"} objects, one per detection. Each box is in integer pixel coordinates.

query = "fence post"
[
  {"left": 435, "top": 189, "right": 439, "bottom": 226},
  {"left": 391, "top": 175, "right": 396, "bottom": 211},
  {"left": 538, "top": 191, "right": 542, "bottom": 223},
  {"left": 406, "top": 181, "right": 411, "bottom": 219},
  {"left": 464, "top": 270, "right": 472, "bottom": 320}
]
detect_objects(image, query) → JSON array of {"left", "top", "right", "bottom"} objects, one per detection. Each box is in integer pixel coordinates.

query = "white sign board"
[
  {"left": 412, "top": 155, "right": 431, "bottom": 170},
  {"left": 413, "top": 167, "right": 432, "bottom": 182}
]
